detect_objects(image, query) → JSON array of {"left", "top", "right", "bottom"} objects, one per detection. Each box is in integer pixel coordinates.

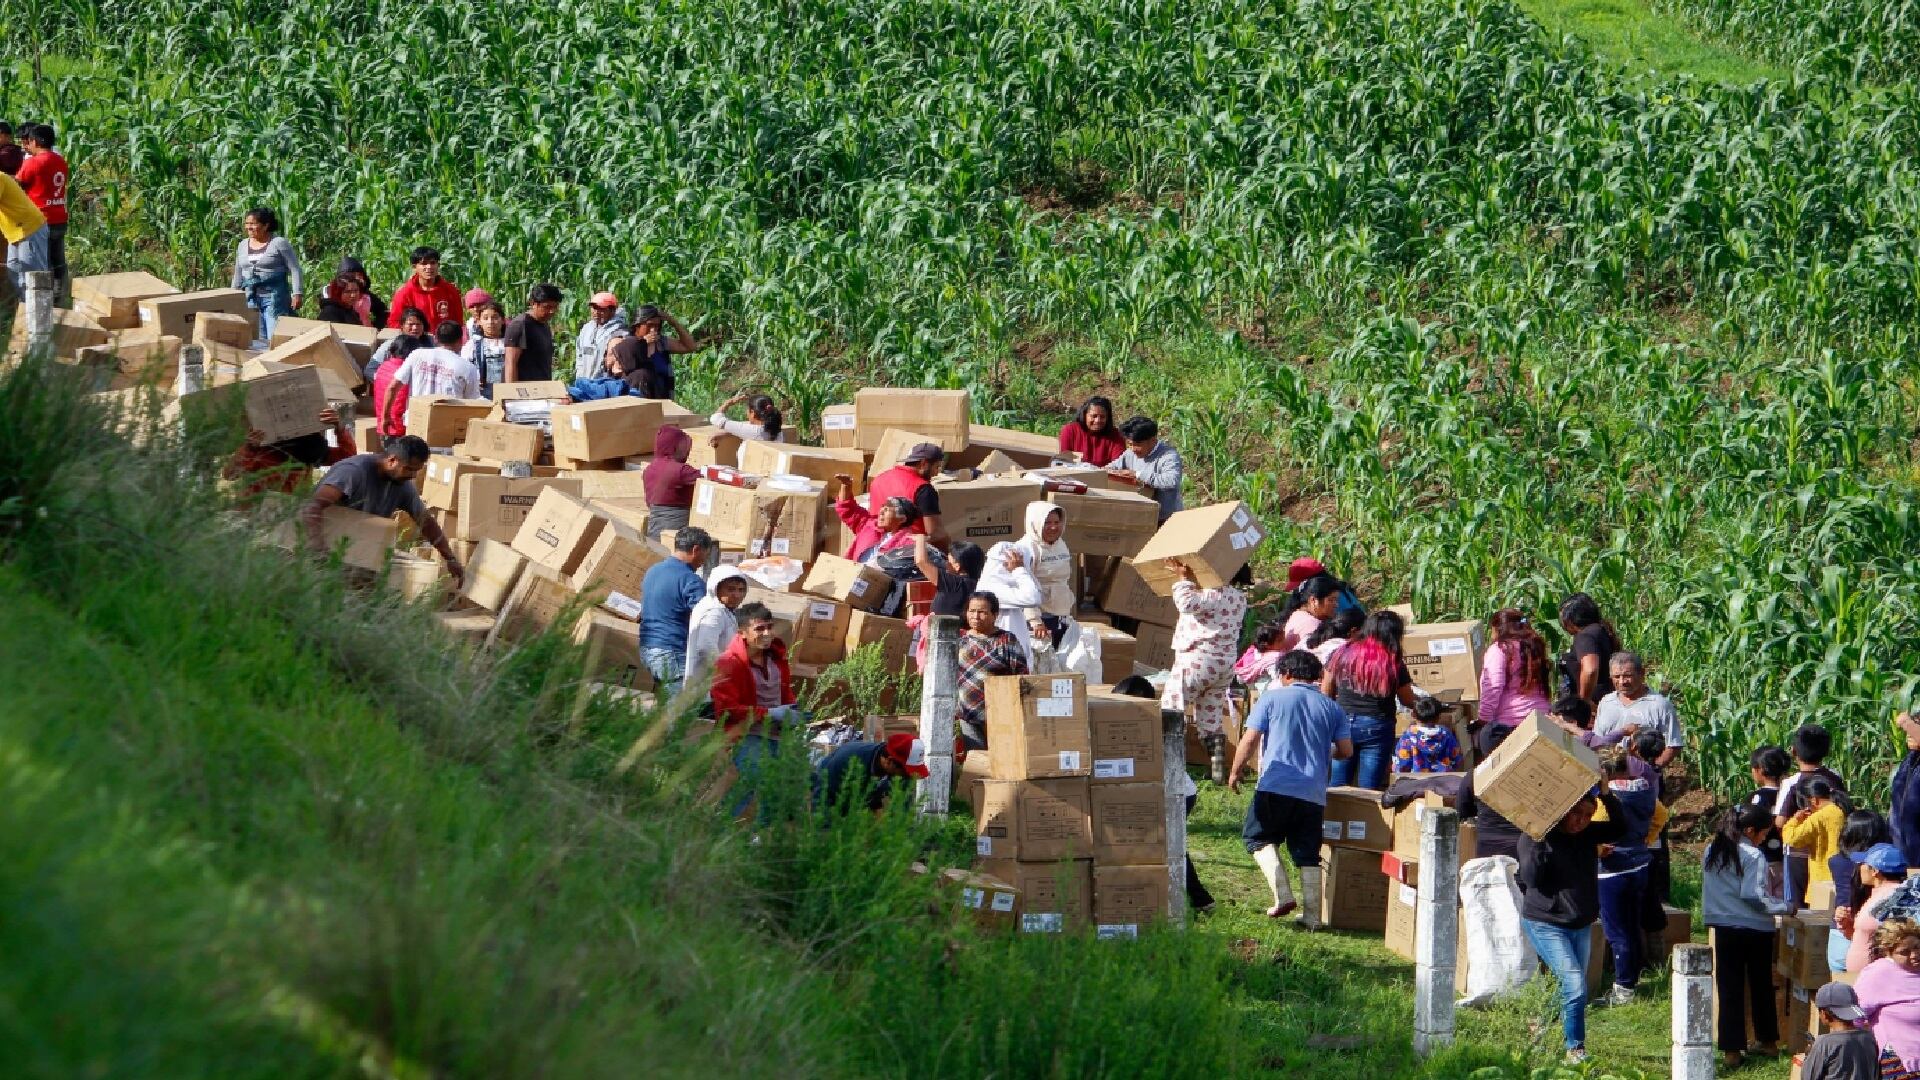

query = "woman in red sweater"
[{"left": 1057, "top": 395, "right": 1125, "bottom": 467}]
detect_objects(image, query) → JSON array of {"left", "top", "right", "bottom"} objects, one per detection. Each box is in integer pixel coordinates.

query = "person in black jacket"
[{"left": 1517, "top": 790, "right": 1627, "bottom": 1064}]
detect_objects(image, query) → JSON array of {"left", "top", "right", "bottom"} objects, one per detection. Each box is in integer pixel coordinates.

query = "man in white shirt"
[
  {"left": 386, "top": 320, "right": 481, "bottom": 432},
  {"left": 1591, "top": 651, "right": 1682, "bottom": 766}
]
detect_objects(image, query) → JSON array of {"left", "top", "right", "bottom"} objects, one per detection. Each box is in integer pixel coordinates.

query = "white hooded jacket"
[
  {"left": 685, "top": 566, "right": 747, "bottom": 691},
  {"left": 976, "top": 541, "right": 1044, "bottom": 661},
  {"left": 1014, "top": 500, "right": 1075, "bottom": 618}
]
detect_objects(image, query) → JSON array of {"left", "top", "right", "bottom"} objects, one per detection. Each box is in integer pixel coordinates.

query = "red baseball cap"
[
  {"left": 463, "top": 287, "right": 494, "bottom": 309},
  {"left": 1286, "top": 557, "right": 1327, "bottom": 590},
  {"left": 885, "top": 733, "right": 930, "bottom": 778},
  {"left": 590, "top": 290, "right": 619, "bottom": 308}
]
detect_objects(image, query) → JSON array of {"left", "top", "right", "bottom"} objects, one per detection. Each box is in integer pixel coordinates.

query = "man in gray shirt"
[
  {"left": 1588, "top": 651, "right": 1682, "bottom": 765},
  {"left": 301, "top": 435, "right": 464, "bottom": 587},
  {"left": 1107, "top": 415, "right": 1184, "bottom": 522}
]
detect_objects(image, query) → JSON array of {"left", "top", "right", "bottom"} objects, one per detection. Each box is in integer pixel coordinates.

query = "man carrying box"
[
  {"left": 1227, "top": 650, "right": 1353, "bottom": 927},
  {"left": 300, "top": 435, "right": 464, "bottom": 588}
]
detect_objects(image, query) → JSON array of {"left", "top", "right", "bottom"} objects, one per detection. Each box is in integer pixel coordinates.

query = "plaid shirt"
[{"left": 954, "top": 629, "right": 1027, "bottom": 747}]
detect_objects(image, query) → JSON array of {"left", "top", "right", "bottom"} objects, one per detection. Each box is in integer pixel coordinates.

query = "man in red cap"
[
  {"left": 867, "top": 441, "right": 949, "bottom": 546},
  {"left": 575, "top": 289, "right": 630, "bottom": 377},
  {"left": 812, "top": 733, "right": 929, "bottom": 814},
  {"left": 1285, "top": 555, "right": 1364, "bottom": 616}
]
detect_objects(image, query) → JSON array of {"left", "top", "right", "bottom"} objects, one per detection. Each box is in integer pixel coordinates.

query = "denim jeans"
[
  {"left": 731, "top": 733, "right": 778, "bottom": 818},
  {"left": 1597, "top": 867, "right": 1647, "bottom": 989},
  {"left": 642, "top": 646, "right": 685, "bottom": 699},
  {"left": 5, "top": 223, "right": 49, "bottom": 297},
  {"left": 244, "top": 278, "right": 293, "bottom": 348},
  {"left": 1522, "top": 918, "right": 1592, "bottom": 1050},
  {"left": 1327, "top": 714, "right": 1392, "bottom": 790}
]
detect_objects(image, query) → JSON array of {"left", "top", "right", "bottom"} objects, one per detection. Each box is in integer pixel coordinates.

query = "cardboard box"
[
  {"left": 465, "top": 420, "right": 545, "bottom": 465},
  {"left": 1096, "top": 626, "right": 1137, "bottom": 685},
  {"left": 1133, "top": 621, "right": 1176, "bottom": 672},
  {"left": 790, "top": 596, "right": 852, "bottom": 666},
  {"left": 406, "top": 396, "right": 491, "bottom": 448},
  {"left": 1471, "top": 711, "right": 1601, "bottom": 841},
  {"left": 456, "top": 476, "right": 582, "bottom": 543},
  {"left": 241, "top": 355, "right": 355, "bottom": 404},
  {"left": 690, "top": 479, "right": 823, "bottom": 559},
  {"left": 1321, "top": 787, "right": 1395, "bottom": 851},
  {"left": 1321, "top": 845, "right": 1391, "bottom": 931},
  {"left": 1090, "top": 781, "right": 1166, "bottom": 865},
  {"left": 683, "top": 425, "right": 742, "bottom": 469},
  {"left": 974, "top": 858, "right": 1092, "bottom": 933},
  {"left": 238, "top": 364, "right": 328, "bottom": 444},
  {"left": 191, "top": 310, "right": 253, "bottom": 348},
  {"left": 9, "top": 304, "right": 109, "bottom": 358},
  {"left": 802, "top": 552, "right": 894, "bottom": 612},
  {"left": 572, "top": 609, "right": 646, "bottom": 683},
  {"left": 854, "top": 387, "right": 970, "bottom": 451},
  {"left": 137, "top": 288, "right": 250, "bottom": 341},
  {"left": 1093, "top": 864, "right": 1169, "bottom": 936},
  {"left": 460, "top": 539, "right": 527, "bottom": 611},
  {"left": 1403, "top": 620, "right": 1488, "bottom": 703},
  {"left": 420, "top": 457, "right": 496, "bottom": 512},
  {"left": 570, "top": 523, "right": 667, "bottom": 598},
  {"left": 951, "top": 424, "right": 1065, "bottom": 471},
  {"left": 1390, "top": 789, "right": 1477, "bottom": 860},
  {"left": 846, "top": 609, "right": 913, "bottom": 674},
  {"left": 1385, "top": 876, "right": 1419, "bottom": 960},
  {"left": 974, "top": 778, "right": 1092, "bottom": 862},
  {"left": 255, "top": 325, "right": 364, "bottom": 391},
  {"left": 1047, "top": 488, "right": 1161, "bottom": 558},
  {"left": 434, "top": 610, "right": 496, "bottom": 644},
  {"left": 1087, "top": 693, "right": 1163, "bottom": 785},
  {"left": 268, "top": 316, "right": 387, "bottom": 363},
  {"left": 944, "top": 868, "right": 1020, "bottom": 931},
  {"left": 385, "top": 554, "right": 449, "bottom": 603},
  {"left": 869, "top": 427, "right": 941, "bottom": 474},
  {"left": 1794, "top": 914, "right": 1834, "bottom": 988},
  {"left": 1807, "top": 880, "right": 1836, "bottom": 913},
  {"left": 1130, "top": 501, "right": 1265, "bottom": 595},
  {"left": 512, "top": 488, "right": 609, "bottom": 576},
  {"left": 820, "top": 404, "right": 858, "bottom": 447},
  {"left": 70, "top": 334, "right": 181, "bottom": 391},
  {"left": 932, "top": 475, "right": 1042, "bottom": 544},
  {"left": 491, "top": 565, "right": 579, "bottom": 642},
  {"left": 1099, "top": 561, "right": 1179, "bottom": 626},
  {"left": 570, "top": 470, "right": 651, "bottom": 503},
  {"left": 550, "top": 398, "right": 664, "bottom": 462},
  {"left": 297, "top": 506, "right": 399, "bottom": 570},
  {"left": 1786, "top": 985, "right": 1812, "bottom": 1054},
  {"left": 492, "top": 380, "right": 571, "bottom": 402},
  {"left": 740, "top": 441, "right": 867, "bottom": 491},
  {"left": 985, "top": 674, "right": 1092, "bottom": 780},
  {"left": 71, "top": 271, "right": 178, "bottom": 328}
]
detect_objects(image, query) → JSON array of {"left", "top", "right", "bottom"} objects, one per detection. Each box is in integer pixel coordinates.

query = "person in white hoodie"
[
  {"left": 685, "top": 566, "right": 749, "bottom": 692},
  {"left": 1014, "top": 501, "right": 1075, "bottom": 619},
  {"left": 1028, "top": 613, "right": 1104, "bottom": 680},
  {"left": 975, "top": 541, "right": 1044, "bottom": 661}
]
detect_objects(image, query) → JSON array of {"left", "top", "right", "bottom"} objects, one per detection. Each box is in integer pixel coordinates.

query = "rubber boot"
[
  {"left": 1252, "top": 844, "right": 1296, "bottom": 918},
  {"left": 1207, "top": 733, "right": 1229, "bottom": 787},
  {"left": 1296, "top": 866, "right": 1324, "bottom": 930}
]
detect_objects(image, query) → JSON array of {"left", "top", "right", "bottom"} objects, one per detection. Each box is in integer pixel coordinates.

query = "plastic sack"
[{"left": 1458, "top": 854, "right": 1536, "bottom": 1008}]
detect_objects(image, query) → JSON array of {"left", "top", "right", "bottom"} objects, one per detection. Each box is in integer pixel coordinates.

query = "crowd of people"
[{"left": 1, "top": 122, "right": 69, "bottom": 303}]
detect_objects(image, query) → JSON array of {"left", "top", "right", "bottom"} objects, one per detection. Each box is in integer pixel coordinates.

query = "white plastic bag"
[{"left": 1458, "top": 854, "right": 1536, "bottom": 1007}]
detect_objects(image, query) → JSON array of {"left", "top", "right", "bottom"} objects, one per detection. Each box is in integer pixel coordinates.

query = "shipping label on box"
[
  {"left": 407, "top": 396, "right": 492, "bottom": 448},
  {"left": 1087, "top": 693, "right": 1163, "bottom": 784},
  {"left": 512, "top": 488, "right": 609, "bottom": 576},
  {"left": 1047, "top": 487, "right": 1162, "bottom": 559},
  {"left": 854, "top": 387, "right": 970, "bottom": 452},
  {"left": 802, "top": 552, "right": 894, "bottom": 613},
  {"left": 1130, "top": 501, "right": 1265, "bottom": 596},
  {"left": 1403, "top": 619, "right": 1488, "bottom": 703},
  {"left": 1471, "top": 711, "right": 1601, "bottom": 841},
  {"left": 930, "top": 475, "right": 1041, "bottom": 543},
  {"left": 421, "top": 457, "right": 496, "bottom": 512},
  {"left": 1090, "top": 781, "right": 1166, "bottom": 864},
  {"left": 1321, "top": 787, "right": 1395, "bottom": 852},
  {"left": 455, "top": 476, "right": 582, "bottom": 543},
  {"left": 977, "top": 858, "right": 1092, "bottom": 931},
  {"left": 1093, "top": 864, "right": 1169, "bottom": 933},
  {"left": 974, "top": 778, "right": 1092, "bottom": 862},
  {"left": 820, "top": 403, "right": 857, "bottom": 448},
  {"left": 466, "top": 419, "right": 545, "bottom": 464},
  {"left": 550, "top": 398, "right": 664, "bottom": 462},
  {"left": 1099, "top": 560, "right": 1180, "bottom": 626},
  {"left": 944, "top": 868, "right": 1020, "bottom": 932},
  {"left": 985, "top": 674, "right": 1092, "bottom": 780}
]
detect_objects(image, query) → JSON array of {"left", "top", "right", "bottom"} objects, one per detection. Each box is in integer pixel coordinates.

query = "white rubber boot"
[
  {"left": 1252, "top": 845, "right": 1296, "bottom": 917},
  {"left": 1296, "top": 866, "right": 1324, "bottom": 930}
]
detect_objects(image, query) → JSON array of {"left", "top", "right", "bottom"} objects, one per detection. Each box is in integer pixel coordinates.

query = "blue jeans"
[
  {"left": 1829, "top": 927, "right": 1851, "bottom": 972},
  {"left": 6, "top": 223, "right": 49, "bottom": 297},
  {"left": 731, "top": 733, "right": 778, "bottom": 818},
  {"left": 1597, "top": 867, "right": 1647, "bottom": 989},
  {"left": 642, "top": 646, "right": 685, "bottom": 699},
  {"left": 1523, "top": 918, "right": 1592, "bottom": 1050},
  {"left": 245, "top": 279, "right": 293, "bottom": 348},
  {"left": 1327, "top": 714, "right": 1392, "bottom": 789}
]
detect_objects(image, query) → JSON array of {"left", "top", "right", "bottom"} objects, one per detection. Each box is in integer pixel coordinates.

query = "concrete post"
[
  {"left": 177, "top": 343, "right": 206, "bottom": 396},
  {"left": 1672, "top": 944, "right": 1714, "bottom": 1080},
  {"left": 915, "top": 614, "right": 959, "bottom": 815},
  {"left": 1413, "top": 806, "right": 1460, "bottom": 1057},
  {"left": 1162, "top": 708, "right": 1189, "bottom": 926},
  {"left": 24, "top": 270, "right": 54, "bottom": 357}
]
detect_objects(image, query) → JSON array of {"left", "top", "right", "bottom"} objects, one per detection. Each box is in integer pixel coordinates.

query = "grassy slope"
[{"left": 1515, "top": 0, "right": 1781, "bottom": 81}]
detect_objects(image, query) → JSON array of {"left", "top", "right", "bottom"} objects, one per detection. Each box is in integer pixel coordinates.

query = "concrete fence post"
[
  {"left": 1162, "top": 707, "right": 1189, "bottom": 926},
  {"left": 915, "top": 614, "right": 959, "bottom": 815},
  {"left": 1413, "top": 806, "right": 1460, "bottom": 1057},
  {"left": 1672, "top": 944, "right": 1714, "bottom": 1080},
  {"left": 24, "top": 270, "right": 54, "bottom": 356},
  {"left": 177, "top": 342, "right": 206, "bottom": 396}
]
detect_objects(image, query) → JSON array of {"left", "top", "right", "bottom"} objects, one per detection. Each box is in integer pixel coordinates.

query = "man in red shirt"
[
  {"left": 866, "top": 441, "right": 950, "bottom": 546},
  {"left": 16, "top": 125, "right": 67, "bottom": 302},
  {"left": 386, "top": 246, "right": 464, "bottom": 334}
]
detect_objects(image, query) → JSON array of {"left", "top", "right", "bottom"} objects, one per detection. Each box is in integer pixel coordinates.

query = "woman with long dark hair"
[
  {"left": 1319, "top": 610, "right": 1419, "bottom": 789},
  {"left": 1056, "top": 395, "right": 1125, "bottom": 467},
  {"left": 1557, "top": 593, "right": 1622, "bottom": 705},
  {"left": 230, "top": 206, "right": 303, "bottom": 347},
  {"left": 711, "top": 393, "right": 786, "bottom": 442},
  {"left": 1480, "top": 608, "right": 1552, "bottom": 731},
  {"left": 1702, "top": 803, "right": 1788, "bottom": 1069}
]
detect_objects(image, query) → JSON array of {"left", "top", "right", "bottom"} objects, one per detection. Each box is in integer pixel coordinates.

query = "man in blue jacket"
[{"left": 640, "top": 526, "right": 713, "bottom": 696}]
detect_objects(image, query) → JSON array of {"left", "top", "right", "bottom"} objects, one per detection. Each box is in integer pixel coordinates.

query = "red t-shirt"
[{"left": 16, "top": 150, "right": 67, "bottom": 225}]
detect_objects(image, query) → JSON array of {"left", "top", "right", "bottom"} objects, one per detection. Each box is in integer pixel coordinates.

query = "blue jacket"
[
  {"left": 566, "top": 375, "right": 645, "bottom": 402},
  {"left": 1894, "top": 751, "right": 1920, "bottom": 868},
  {"left": 639, "top": 557, "right": 706, "bottom": 652}
]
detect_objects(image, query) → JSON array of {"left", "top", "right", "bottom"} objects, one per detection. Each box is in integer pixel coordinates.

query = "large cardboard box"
[
  {"left": 931, "top": 475, "right": 1041, "bottom": 544},
  {"left": 269, "top": 316, "right": 390, "bottom": 364},
  {"left": 465, "top": 420, "right": 545, "bottom": 464},
  {"left": 1471, "top": 711, "right": 1601, "bottom": 840},
  {"left": 846, "top": 609, "right": 913, "bottom": 674},
  {"left": 434, "top": 610, "right": 497, "bottom": 644},
  {"left": 684, "top": 425, "right": 742, "bottom": 469},
  {"left": 1093, "top": 865, "right": 1169, "bottom": 937},
  {"left": 690, "top": 479, "right": 823, "bottom": 559},
  {"left": 241, "top": 355, "right": 355, "bottom": 404},
  {"left": 492, "top": 380, "right": 571, "bottom": 403},
  {"left": 456, "top": 476, "right": 582, "bottom": 543},
  {"left": 70, "top": 334, "right": 181, "bottom": 391},
  {"left": 572, "top": 609, "right": 646, "bottom": 684},
  {"left": 974, "top": 778, "right": 1092, "bottom": 862},
  {"left": 1384, "top": 877, "right": 1419, "bottom": 960},
  {"left": 1390, "top": 789, "right": 1478, "bottom": 860},
  {"left": 570, "top": 523, "right": 667, "bottom": 598},
  {"left": 238, "top": 364, "right": 328, "bottom": 443},
  {"left": 300, "top": 506, "right": 399, "bottom": 570},
  {"left": 1321, "top": 845, "right": 1391, "bottom": 931},
  {"left": 802, "top": 552, "right": 894, "bottom": 613},
  {"left": 1096, "top": 626, "right": 1137, "bottom": 685},
  {"left": 740, "top": 441, "right": 867, "bottom": 491},
  {"left": 71, "top": 271, "right": 178, "bottom": 329},
  {"left": 570, "top": 470, "right": 650, "bottom": 503},
  {"left": 1090, "top": 781, "right": 1166, "bottom": 864},
  {"left": 512, "top": 488, "right": 609, "bottom": 576},
  {"left": 944, "top": 868, "right": 1020, "bottom": 932},
  {"left": 985, "top": 674, "right": 1093, "bottom": 780},
  {"left": 1793, "top": 913, "right": 1834, "bottom": 988},
  {"left": 820, "top": 404, "right": 858, "bottom": 448},
  {"left": 1087, "top": 693, "right": 1163, "bottom": 785},
  {"left": 551, "top": 398, "right": 664, "bottom": 462},
  {"left": 1047, "top": 488, "right": 1161, "bottom": 559},
  {"left": 460, "top": 538, "right": 527, "bottom": 611},
  {"left": 406, "top": 396, "right": 492, "bottom": 448},
  {"left": 191, "top": 310, "right": 254, "bottom": 349},
  {"left": 975, "top": 858, "right": 1092, "bottom": 933},
  {"left": 138, "top": 288, "right": 250, "bottom": 341},
  {"left": 1130, "top": 501, "right": 1266, "bottom": 595},
  {"left": 789, "top": 596, "right": 852, "bottom": 666},
  {"left": 491, "top": 565, "right": 579, "bottom": 642},
  {"left": 1321, "top": 787, "right": 1395, "bottom": 852},
  {"left": 952, "top": 424, "right": 1065, "bottom": 471},
  {"left": 1403, "top": 620, "right": 1488, "bottom": 703},
  {"left": 869, "top": 427, "right": 940, "bottom": 474},
  {"left": 255, "top": 325, "right": 364, "bottom": 391},
  {"left": 1099, "top": 561, "right": 1179, "bottom": 626},
  {"left": 421, "top": 457, "right": 496, "bottom": 512},
  {"left": 854, "top": 387, "right": 969, "bottom": 451},
  {"left": 1133, "top": 621, "right": 1176, "bottom": 672}
]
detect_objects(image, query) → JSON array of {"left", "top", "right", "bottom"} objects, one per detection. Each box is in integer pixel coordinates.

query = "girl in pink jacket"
[{"left": 1479, "top": 608, "right": 1553, "bottom": 730}]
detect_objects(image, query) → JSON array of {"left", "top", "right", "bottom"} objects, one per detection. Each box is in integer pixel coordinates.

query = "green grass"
[{"left": 1515, "top": 0, "right": 1783, "bottom": 81}]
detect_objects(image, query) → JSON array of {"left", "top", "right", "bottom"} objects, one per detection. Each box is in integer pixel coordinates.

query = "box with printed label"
[
  {"left": 238, "top": 364, "right": 329, "bottom": 444},
  {"left": 255, "top": 324, "right": 364, "bottom": 392},
  {"left": 492, "top": 380, "right": 572, "bottom": 402},
  {"left": 985, "top": 674, "right": 1093, "bottom": 780},
  {"left": 1096, "top": 626, "right": 1137, "bottom": 685},
  {"left": 464, "top": 419, "right": 545, "bottom": 464},
  {"left": 846, "top": 609, "right": 914, "bottom": 674},
  {"left": 1046, "top": 487, "right": 1162, "bottom": 559},
  {"left": 683, "top": 425, "right": 742, "bottom": 469},
  {"left": 137, "top": 287, "right": 250, "bottom": 341},
  {"left": 72, "top": 271, "right": 179, "bottom": 329},
  {"left": 789, "top": 596, "right": 852, "bottom": 666},
  {"left": 1099, "top": 560, "right": 1179, "bottom": 627},
  {"left": 854, "top": 387, "right": 970, "bottom": 452},
  {"left": 802, "top": 552, "right": 895, "bottom": 613},
  {"left": 550, "top": 398, "right": 665, "bottom": 462},
  {"left": 976, "top": 858, "right": 1092, "bottom": 933},
  {"left": 511, "top": 487, "right": 609, "bottom": 576},
  {"left": 943, "top": 868, "right": 1020, "bottom": 932},
  {"left": 1087, "top": 693, "right": 1164, "bottom": 785},
  {"left": 421, "top": 457, "right": 497, "bottom": 512},
  {"left": 455, "top": 476, "right": 582, "bottom": 543},
  {"left": 689, "top": 479, "right": 824, "bottom": 560},
  {"left": 460, "top": 538, "right": 528, "bottom": 612},
  {"left": 739, "top": 440, "right": 867, "bottom": 491},
  {"left": 1321, "top": 845, "right": 1391, "bottom": 931},
  {"left": 1320, "top": 787, "right": 1395, "bottom": 852},
  {"left": 928, "top": 475, "right": 1041, "bottom": 544},
  {"left": 1471, "top": 711, "right": 1601, "bottom": 841},
  {"left": 820, "top": 403, "right": 858, "bottom": 448},
  {"left": 1130, "top": 501, "right": 1266, "bottom": 595},
  {"left": 1390, "top": 790, "right": 1478, "bottom": 860},
  {"left": 569, "top": 522, "right": 668, "bottom": 598},
  {"left": 406, "top": 396, "right": 492, "bottom": 448},
  {"left": 1403, "top": 620, "right": 1488, "bottom": 703},
  {"left": 1090, "top": 781, "right": 1166, "bottom": 865},
  {"left": 974, "top": 778, "right": 1092, "bottom": 862},
  {"left": 1093, "top": 864, "right": 1169, "bottom": 936},
  {"left": 1133, "top": 622, "right": 1176, "bottom": 673}
]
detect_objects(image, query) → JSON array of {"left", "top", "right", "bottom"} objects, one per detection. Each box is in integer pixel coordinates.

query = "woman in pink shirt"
[
  {"left": 1478, "top": 608, "right": 1552, "bottom": 730},
  {"left": 1857, "top": 917, "right": 1920, "bottom": 1073}
]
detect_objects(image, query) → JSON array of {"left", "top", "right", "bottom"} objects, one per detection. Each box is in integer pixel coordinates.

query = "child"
[
  {"left": 1831, "top": 812, "right": 1893, "bottom": 974},
  {"left": 1392, "top": 697, "right": 1463, "bottom": 774},
  {"left": 1776, "top": 724, "right": 1849, "bottom": 912},
  {"left": 1803, "top": 982, "right": 1878, "bottom": 1079},
  {"left": 1845, "top": 843, "right": 1908, "bottom": 975},
  {"left": 1595, "top": 747, "right": 1658, "bottom": 1005},
  {"left": 1702, "top": 804, "right": 1790, "bottom": 1070},
  {"left": 1750, "top": 744, "right": 1791, "bottom": 868},
  {"left": 1233, "top": 622, "right": 1288, "bottom": 699},
  {"left": 1784, "top": 778, "right": 1847, "bottom": 888}
]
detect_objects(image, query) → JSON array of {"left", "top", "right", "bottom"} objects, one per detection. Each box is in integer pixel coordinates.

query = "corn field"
[{"left": 11, "top": 0, "right": 1920, "bottom": 802}]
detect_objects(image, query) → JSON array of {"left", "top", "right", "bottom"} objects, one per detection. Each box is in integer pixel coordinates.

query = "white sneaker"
[{"left": 1603, "top": 984, "right": 1634, "bottom": 1007}]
